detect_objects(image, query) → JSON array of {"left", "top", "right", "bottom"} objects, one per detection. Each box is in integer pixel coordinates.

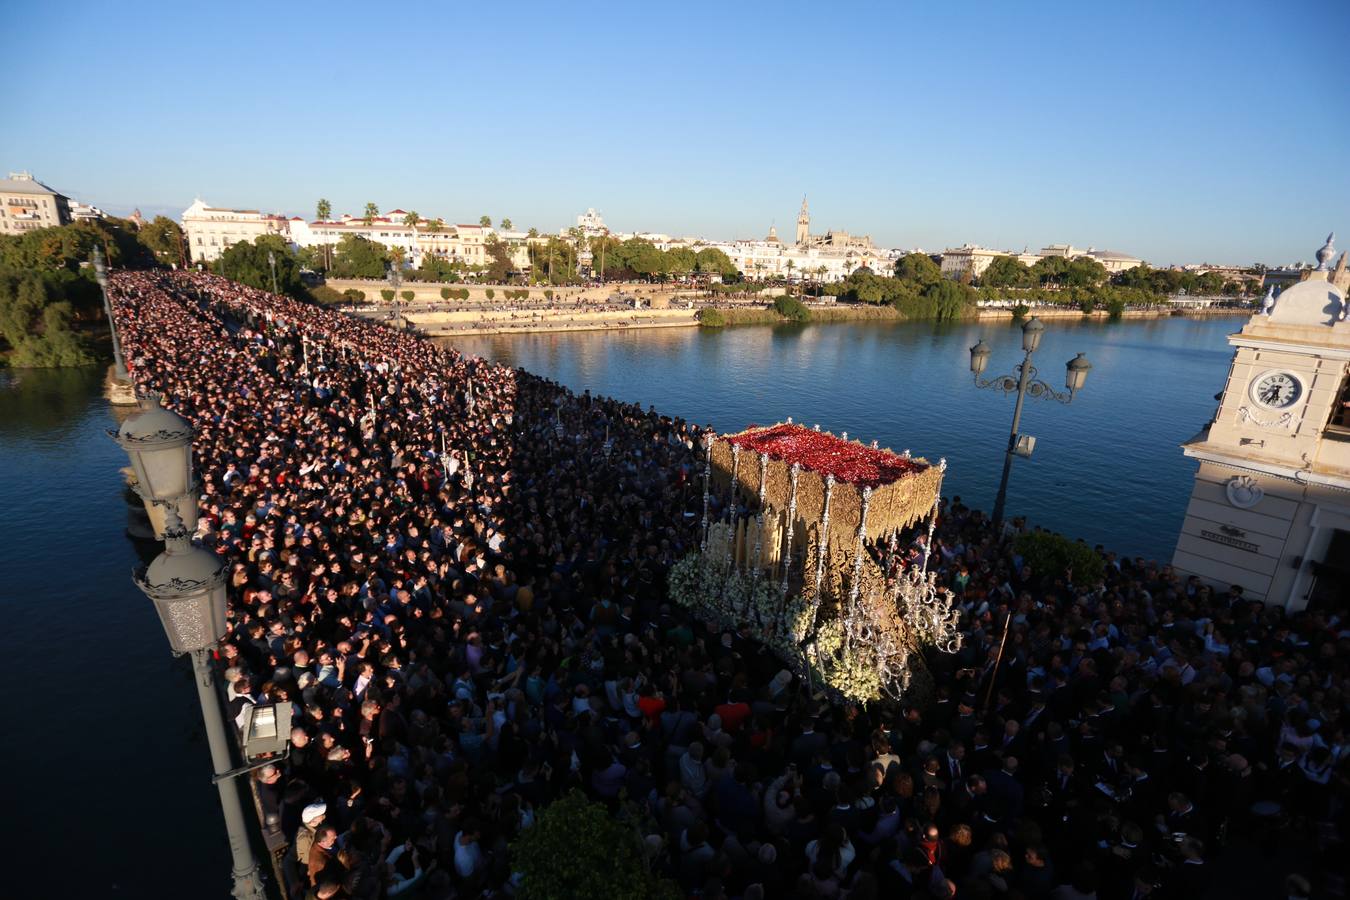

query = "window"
[{"left": 1327, "top": 375, "right": 1350, "bottom": 437}]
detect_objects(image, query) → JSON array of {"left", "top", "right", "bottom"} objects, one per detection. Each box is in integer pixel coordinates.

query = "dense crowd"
[{"left": 109, "top": 270, "right": 1345, "bottom": 900}]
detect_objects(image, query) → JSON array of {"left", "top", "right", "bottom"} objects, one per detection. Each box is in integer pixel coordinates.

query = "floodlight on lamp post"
[
  {"left": 91, "top": 245, "right": 128, "bottom": 380},
  {"left": 112, "top": 394, "right": 267, "bottom": 900},
  {"left": 267, "top": 250, "right": 278, "bottom": 296},
  {"left": 968, "top": 317, "right": 1093, "bottom": 527}
]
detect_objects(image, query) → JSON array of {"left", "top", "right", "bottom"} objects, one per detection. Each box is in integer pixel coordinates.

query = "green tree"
[
  {"left": 500, "top": 217, "right": 513, "bottom": 230},
  {"left": 484, "top": 237, "right": 514, "bottom": 282},
  {"left": 511, "top": 791, "right": 677, "bottom": 900},
  {"left": 923, "top": 279, "right": 975, "bottom": 321},
  {"left": 980, "top": 255, "right": 1033, "bottom": 288},
  {"left": 363, "top": 202, "right": 379, "bottom": 224},
  {"left": 414, "top": 254, "right": 458, "bottom": 283},
  {"left": 316, "top": 198, "right": 332, "bottom": 222},
  {"left": 0, "top": 270, "right": 95, "bottom": 367},
  {"left": 665, "top": 246, "right": 696, "bottom": 278},
  {"left": 212, "top": 235, "right": 304, "bottom": 296},
  {"left": 527, "top": 227, "right": 538, "bottom": 239},
  {"left": 773, "top": 295, "right": 810, "bottom": 322},
  {"left": 893, "top": 252, "right": 942, "bottom": 287},
  {"left": 139, "top": 216, "right": 187, "bottom": 268},
  {"left": 330, "top": 235, "right": 389, "bottom": 279},
  {"left": 1014, "top": 530, "right": 1105, "bottom": 585},
  {"left": 621, "top": 238, "right": 665, "bottom": 280},
  {"left": 697, "top": 307, "right": 726, "bottom": 327},
  {"left": 695, "top": 247, "right": 739, "bottom": 279},
  {"left": 1064, "top": 256, "right": 1108, "bottom": 288},
  {"left": 479, "top": 215, "right": 491, "bottom": 227}
]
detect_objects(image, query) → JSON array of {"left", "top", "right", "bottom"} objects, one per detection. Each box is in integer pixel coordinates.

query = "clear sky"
[{"left": 6, "top": 0, "right": 1348, "bottom": 266}]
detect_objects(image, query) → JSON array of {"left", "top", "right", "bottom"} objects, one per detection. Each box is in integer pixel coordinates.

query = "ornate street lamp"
[
  {"left": 968, "top": 317, "right": 1092, "bottom": 527},
  {"left": 114, "top": 393, "right": 199, "bottom": 538},
  {"left": 91, "top": 245, "right": 128, "bottom": 380},
  {"left": 112, "top": 395, "right": 267, "bottom": 900}
]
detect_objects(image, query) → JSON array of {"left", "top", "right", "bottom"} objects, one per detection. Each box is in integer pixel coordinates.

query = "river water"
[
  {"left": 451, "top": 315, "right": 1239, "bottom": 562},
  {"left": 0, "top": 313, "right": 1239, "bottom": 896}
]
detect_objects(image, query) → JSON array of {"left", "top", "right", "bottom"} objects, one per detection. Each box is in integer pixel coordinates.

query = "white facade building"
[
  {"left": 707, "top": 226, "right": 890, "bottom": 284},
  {"left": 182, "top": 198, "right": 288, "bottom": 262},
  {"left": 941, "top": 245, "right": 1004, "bottom": 280}
]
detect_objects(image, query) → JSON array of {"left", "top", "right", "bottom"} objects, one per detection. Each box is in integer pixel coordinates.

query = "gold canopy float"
[{"left": 672, "top": 421, "right": 962, "bottom": 703}]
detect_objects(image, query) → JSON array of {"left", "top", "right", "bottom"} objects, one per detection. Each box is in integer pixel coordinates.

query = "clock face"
[{"left": 1251, "top": 371, "right": 1302, "bottom": 409}]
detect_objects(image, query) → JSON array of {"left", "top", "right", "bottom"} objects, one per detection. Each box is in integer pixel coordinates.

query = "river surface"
[
  {"left": 450, "top": 315, "right": 1238, "bottom": 561},
  {"left": 0, "top": 314, "right": 1238, "bottom": 896}
]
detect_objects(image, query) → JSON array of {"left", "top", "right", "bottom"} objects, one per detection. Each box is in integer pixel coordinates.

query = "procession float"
[{"left": 669, "top": 421, "right": 962, "bottom": 703}]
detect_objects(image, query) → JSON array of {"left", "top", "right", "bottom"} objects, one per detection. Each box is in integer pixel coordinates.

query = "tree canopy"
[
  {"left": 892, "top": 252, "right": 942, "bottom": 286},
  {"left": 138, "top": 216, "right": 187, "bottom": 269},
  {"left": 980, "top": 255, "right": 1034, "bottom": 288},
  {"left": 330, "top": 235, "right": 390, "bottom": 279},
  {"left": 0, "top": 218, "right": 160, "bottom": 367},
  {"left": 212, "top": 235, "right": 304, "bottom": 296},
  {"left": 510, "top": 791, "right": 677, "bottom": 900}
]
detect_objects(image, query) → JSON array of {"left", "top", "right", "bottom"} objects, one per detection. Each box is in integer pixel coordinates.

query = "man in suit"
[{"left": 985, "top": 756, "right": 1025, "bottom": 820}]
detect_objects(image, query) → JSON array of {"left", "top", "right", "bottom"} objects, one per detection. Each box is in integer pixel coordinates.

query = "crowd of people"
[{"left": 108, "top": 270, "right": 1344, "bottom": 900}]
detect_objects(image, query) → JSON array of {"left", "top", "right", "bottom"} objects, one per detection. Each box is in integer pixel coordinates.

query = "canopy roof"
[{"left": 723, "top": 423, "right": 929, "bottom": 489}]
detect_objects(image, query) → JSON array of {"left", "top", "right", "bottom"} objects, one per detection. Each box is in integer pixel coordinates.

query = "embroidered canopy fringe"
[{"left": 710, "top": 424, "right": 943, "bottom": 549}]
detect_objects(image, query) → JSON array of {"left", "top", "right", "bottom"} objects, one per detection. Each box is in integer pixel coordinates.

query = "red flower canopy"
[{"left": 723, "top": 423, "right": 928, "bottom": 490}]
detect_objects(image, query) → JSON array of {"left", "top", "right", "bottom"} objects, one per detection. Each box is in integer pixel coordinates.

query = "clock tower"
[{"left": 1173, "top": 234, "right": 1350, "bottom": 609}]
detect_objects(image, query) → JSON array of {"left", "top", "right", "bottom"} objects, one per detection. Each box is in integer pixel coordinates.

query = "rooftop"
[{"left": 1, "top": 172, "right": 67, "bottom": 197}]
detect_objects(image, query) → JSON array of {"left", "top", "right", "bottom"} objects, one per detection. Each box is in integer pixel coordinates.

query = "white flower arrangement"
[{"left": 669, "top": 546, "right": 958, "bottom": 704}]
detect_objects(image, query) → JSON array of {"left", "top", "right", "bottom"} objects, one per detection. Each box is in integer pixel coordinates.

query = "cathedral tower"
[{"left": 795, "top": 196, "right": 810, "bottom": 247}]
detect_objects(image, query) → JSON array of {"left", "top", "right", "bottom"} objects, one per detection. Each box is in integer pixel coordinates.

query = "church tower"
[
  {"left": 795, "top": 196, "right": 810, "bottom": 247},
  {"left": 1172, "top": 234, "right": 1350, "bottom": 609}
]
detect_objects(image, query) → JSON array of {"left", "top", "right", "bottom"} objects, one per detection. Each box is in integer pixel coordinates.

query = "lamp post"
[
  {"left": 113, "top": 395, "right": 268, "bottom": 900},
  {"left": 968, "top": 317, "right": 1092, "bottom": 527},
  {"left": 91, "top": 246, "right": 128, "bottom": 380},
  {"left": 388, "top": 263, "right": 402, "bottom": 329},
  {"left": 267, "top": 250, "right": 279, "bottom": 296}
]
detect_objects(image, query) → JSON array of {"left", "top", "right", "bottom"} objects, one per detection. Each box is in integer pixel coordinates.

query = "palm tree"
[
  {"left": 363, "top": 202, "right": 379, "bottom": 225},
  {"left": 527, "top": 227, "right": 538, "bottom": 239},
  {"left": 500, "top": 218, "right": 513, "bottom": 231},
  {"left": 402, "top": 211, "right": 420, "bottom": 266},
  {"left": 316, "top": 199, "right": 333, "bottom": 270},
  {"left": 479, "top": 215, "right": 491, "bottom": 228}
]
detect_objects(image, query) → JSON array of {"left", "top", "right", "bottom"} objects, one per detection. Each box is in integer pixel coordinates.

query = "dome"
[
  {"left": 1267, "top": 274, "right": 1345, "bottom": 326},
  {"left": 764, "top": 226, "right": 781, "bottom": 243}
]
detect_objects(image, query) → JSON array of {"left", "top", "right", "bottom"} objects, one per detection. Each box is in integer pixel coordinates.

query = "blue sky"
[{"left": 7, "top": 0, "right": 1348, "bottom": 266}]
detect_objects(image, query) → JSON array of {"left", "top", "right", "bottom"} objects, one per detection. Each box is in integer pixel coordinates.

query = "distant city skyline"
[{"left": 6, "top": 1, "right": 1348, "bottom": 267}]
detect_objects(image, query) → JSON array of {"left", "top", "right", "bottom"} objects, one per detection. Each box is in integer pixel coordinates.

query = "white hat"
[{"left": 301, "top": 802, "right": 327, "bottom": 824}]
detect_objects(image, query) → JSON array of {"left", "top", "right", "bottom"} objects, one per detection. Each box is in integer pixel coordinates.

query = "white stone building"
[
  {"left": 182, "top": 198, "right": 288, "bottom": 262},
  {"left": 1172, "top": 235, "right": 1350, "bottom": 608},
  {"left": 940, "top": 245, "right": 1004, "bottom": 280}
]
